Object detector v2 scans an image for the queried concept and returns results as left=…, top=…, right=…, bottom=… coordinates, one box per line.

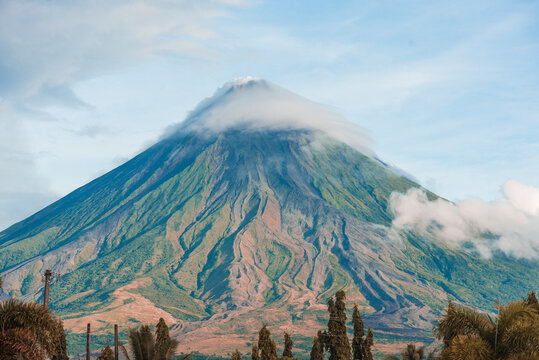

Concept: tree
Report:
left=0, top=298, right=68, bottom=359
left=383, top=344, right=438, bottom=360
left=310, top=331, right=324, bottom=360
left=363, top=327, right=374, bottom=360
left=129, top=325, right=155, bottom=360
left=324, top=297, right=337, bottom=358
left=52, top=321, right=69, bottom=360
left=435, top=299, right=539, bottom=359
left=352, top=305, right=364, bottom=360
left=97, top=344, right=115, bottom=360
left=523, top=291, right=538, bottom=311
left=232, top=349, right=242, bottom=360
left=325, top=291, right=352, bottom=360
left=121, top=324, right=183, bottom=360
left=283, top=332, right=293, bottom=358
left=258, top=325, right=278, bottom=360
left=400, top=344, right=424, bottom=360
left=252, top=345, right=260, bottom=360
left=155, top=318, right=178, bottom=360
left=0, top=328, right=44, bottom=360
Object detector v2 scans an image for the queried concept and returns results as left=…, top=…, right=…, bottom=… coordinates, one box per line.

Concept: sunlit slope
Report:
left=0, top=128, right=537, bottom=355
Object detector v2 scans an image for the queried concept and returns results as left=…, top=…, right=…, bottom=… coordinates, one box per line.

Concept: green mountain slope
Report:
left=0, top=80, right=537, bottom=356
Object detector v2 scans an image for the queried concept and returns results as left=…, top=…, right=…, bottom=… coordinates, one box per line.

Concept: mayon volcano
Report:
left=0, top=78, right=537, bottom=355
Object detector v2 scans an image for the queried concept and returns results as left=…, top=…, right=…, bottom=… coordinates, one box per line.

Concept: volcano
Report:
left=0, top=78, right=537, bottom=356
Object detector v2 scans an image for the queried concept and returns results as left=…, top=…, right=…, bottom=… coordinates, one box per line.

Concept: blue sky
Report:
left=1, top=0, right=538, bottom=230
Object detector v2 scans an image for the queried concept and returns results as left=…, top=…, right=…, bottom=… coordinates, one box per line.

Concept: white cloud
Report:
left=390, top=180, right=539, bottom=259
left=0, top=0, right=250, bottom=230
left=170, top=77, right=373, bottom=154
left=0, top=0, right=249, bottom=104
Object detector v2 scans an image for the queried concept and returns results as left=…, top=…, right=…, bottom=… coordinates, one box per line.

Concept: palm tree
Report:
left=434, top=295, right=539, bottom=360
left=0, top=283, right=68, bottom=359
left=383, top=343, right=437, bottom=360
left=97, top=344, right=115, bottom=360
left=120, top=323, right=184, bottom=360
left=0, top=327, right=44, bottom=359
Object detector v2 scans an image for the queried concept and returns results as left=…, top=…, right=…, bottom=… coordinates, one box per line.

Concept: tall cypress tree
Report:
left=325, top=297, right=337, bottom=358
left=351, top=305, right=364, bottom=360
left=363, top=327, right=374, bottom=360
left=251, top=345, right=260, bottom=360
left=310, top=331, right=324, bottom=360
left=52, top=321, right=69, bottom=360
left=232, top=349, right=242, bottom=360
left=155, top=318, right=177, bottom=360
left=282, top=332, right=293, bottom=358
left=258, top=325, right=278, bottom=360
left=97, top=344, right=115, bottom=360
left=334, top=290, right=352, bottom=360
left=324, top=291, right=352, bottom=360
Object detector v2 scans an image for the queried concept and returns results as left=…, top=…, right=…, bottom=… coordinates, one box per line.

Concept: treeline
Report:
left=233, top=291, right=374, bottom=360
left=232, top=290, right=539, bottom=360
left=1, top=271, right=537, bottom=360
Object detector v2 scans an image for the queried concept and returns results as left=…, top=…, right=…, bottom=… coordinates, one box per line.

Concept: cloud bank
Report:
left=390, top=180, right=539, bottom=259
left=172, top=77, right=373, bottom=154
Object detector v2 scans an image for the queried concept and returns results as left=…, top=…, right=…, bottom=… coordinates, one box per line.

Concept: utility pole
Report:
left=114, top=324, right=119, bottom=360
left=494, top=298, right=501, bottom=353
left=43, top=269, right=52, bottom=309
left=87, top=323, right=91, bottom=360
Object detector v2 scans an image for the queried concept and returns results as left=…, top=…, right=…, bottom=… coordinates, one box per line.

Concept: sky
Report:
left=1, top=0, right=538, bottom=231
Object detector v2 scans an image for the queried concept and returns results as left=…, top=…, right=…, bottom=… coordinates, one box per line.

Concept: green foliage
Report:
left=363, top=327, right=373, bottom=360
left=317, top=292, right=373, bottom=360
left=435, top=297, right=539, bottom=359
left=97, top=344, right=115, bottom=360
left=232, top=349, right=242, bottom=360
left=122, top=323, right=179, bottom=360
left=352, top=305, right=364, bottom=360
left=395, top=233, right=539, bottom=313
left=129, top=325, right=156, bottom=360
left=382, top=343, right=437, bottom=360
left=52, top=321, right=69, bottom=360
left=310, top=332, right=324, bottom=360
left=522, top=291, right=538, bottom=311
left=350, top=305, right=373, bottom=360
left=251, top=345, right=260, bottom=360
left=307, top=142, right=419, bottom=225
left=282, top=332, right=293, bottom=358
left=323, top=291, right=351, bottom=360
left=400, top=343, right=425, bottom=360
left=0, top=298, right=68, bottom=359
left=0, top=328, right=44, bottom=359
left=258, top=325, right=278, bottom=360
left=155, top=318, right=178, bottom=360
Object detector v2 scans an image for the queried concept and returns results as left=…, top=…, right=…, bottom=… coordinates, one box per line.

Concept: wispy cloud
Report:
left=0, top=0, right=250, bottom=106
left=390, top=180, right=539, bottom=259
left=0, top=0, right=250, bottom=229
left=174, top=77, right=373, bottom=154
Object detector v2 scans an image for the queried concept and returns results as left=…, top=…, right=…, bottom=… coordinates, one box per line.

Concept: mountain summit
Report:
left=0, top=80, right=536, bottom=355
left=174, top=77, right=373, bottom=156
